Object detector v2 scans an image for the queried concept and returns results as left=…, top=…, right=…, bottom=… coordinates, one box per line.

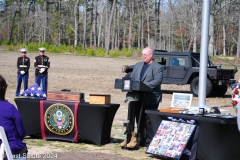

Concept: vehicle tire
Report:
left=211, top=86, right=228, bottom=97
left=190, top=77, right=212, bottom=97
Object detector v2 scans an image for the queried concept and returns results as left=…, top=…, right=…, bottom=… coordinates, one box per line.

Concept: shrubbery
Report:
left=7, top=44, right=14, bottom=51
left=95, top=48, right=106, bottom=57
left=1, top=40, right=9, bottom=45
left=85, top=48, right=95, bottom=56
left=121, top=48, right=131, bottom=57
left=224, top=57, right=230, bottom=62
left=109, top=50, right=121, bottom=57
left=0, top=42, right=159, bottom=59
left=0, top=42, right=237, bottom=63
left=27, top=42, right=40, bottom=51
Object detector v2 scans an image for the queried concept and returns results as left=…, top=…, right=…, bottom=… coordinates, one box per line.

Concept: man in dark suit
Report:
left=126, top=47, right=163, bottom=148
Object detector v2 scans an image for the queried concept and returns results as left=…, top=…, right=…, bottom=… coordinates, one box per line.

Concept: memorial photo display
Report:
left=171, top=93, right=193, bottom=109
left=146, top=120, right=196, bottom=160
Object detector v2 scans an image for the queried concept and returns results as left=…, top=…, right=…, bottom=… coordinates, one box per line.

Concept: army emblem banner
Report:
left=40, top=100, right=79, bottom=142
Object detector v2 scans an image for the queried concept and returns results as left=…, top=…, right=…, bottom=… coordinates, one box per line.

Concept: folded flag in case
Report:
left=21, top=83, right=46, bottom=99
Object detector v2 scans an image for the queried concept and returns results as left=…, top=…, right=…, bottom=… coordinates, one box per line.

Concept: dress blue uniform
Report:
left=34, top=48, right=50, bottom=94
left=16, top=48, right=30, bottom=96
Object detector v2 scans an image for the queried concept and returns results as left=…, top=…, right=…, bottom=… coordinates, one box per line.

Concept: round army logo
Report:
left=44, top=103, right=74, bottom=135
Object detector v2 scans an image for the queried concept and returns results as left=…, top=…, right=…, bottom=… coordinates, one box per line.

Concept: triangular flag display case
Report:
left=21, top=83, right=46, bottom=99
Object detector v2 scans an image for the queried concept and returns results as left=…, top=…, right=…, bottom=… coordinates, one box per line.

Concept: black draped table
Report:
left=145, top=110, right=240, bottom=160
left=14, top=98, right=120, bottom=146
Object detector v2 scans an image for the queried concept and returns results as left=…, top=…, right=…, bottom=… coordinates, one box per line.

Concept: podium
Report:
left=114, top=78, right=152, bottom=92
left=115, top=78, right=153, bottom=149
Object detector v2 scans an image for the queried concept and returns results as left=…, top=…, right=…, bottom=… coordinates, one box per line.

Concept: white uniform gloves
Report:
left=20, top=71, right=25, bottom=75
left=39, top=68, right=45, bottom=73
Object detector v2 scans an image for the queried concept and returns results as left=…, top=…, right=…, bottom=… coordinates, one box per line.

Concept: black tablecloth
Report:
left=14, top=98, right=120, bottom=146
left=145, top=110, right=240, bottom=160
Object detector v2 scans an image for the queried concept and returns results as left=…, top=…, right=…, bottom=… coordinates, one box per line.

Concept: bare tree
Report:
left=0, top=0, right=240, bottom=58
left=93, top=0, right=98, bottom=49
left=105, top=0, right=116, bottom=56
left=98, top=11, right=103, bottom=48
left=115, top=8, right=120, bottom=49
left=74, top=0, right=80, bottom=47
left=236, top=9, right=240, bottom=61
left=83, top=0, right=87, bottom=49
left=8, top=1, right=21, bottom=44
left=128, top=1, right=133, bottom=49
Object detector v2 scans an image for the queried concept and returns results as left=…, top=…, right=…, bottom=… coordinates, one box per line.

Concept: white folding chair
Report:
left=0, top=126, right=13, bottom=160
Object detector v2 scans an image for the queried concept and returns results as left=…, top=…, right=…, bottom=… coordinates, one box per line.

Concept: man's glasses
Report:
left=21, top=52, right=26, bottom=53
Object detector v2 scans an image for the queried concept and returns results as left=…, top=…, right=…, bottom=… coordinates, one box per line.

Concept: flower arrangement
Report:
left=231, top=80, right=240, bottom=112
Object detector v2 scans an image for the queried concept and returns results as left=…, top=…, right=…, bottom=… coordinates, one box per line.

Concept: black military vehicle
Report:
left=122, top=50, right=238, bottom=97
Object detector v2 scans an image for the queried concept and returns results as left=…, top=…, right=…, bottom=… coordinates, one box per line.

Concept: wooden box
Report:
left=159, top=108, right=187, bottom=114
left=47, top=91, right=85, bottom=102
left=89, top=94, right=111, bottom=104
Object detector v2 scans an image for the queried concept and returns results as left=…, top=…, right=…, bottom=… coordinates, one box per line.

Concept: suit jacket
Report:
left=129, top=60, right=163, bottom=105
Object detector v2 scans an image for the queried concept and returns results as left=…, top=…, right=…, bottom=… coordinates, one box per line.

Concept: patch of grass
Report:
left=113, top=144, right=121, bottom=150
left=70, top=145, right=88, bottom=151
left=112, top=125, right=124, bottom=130
left=36, top=141, right=44, bottom=146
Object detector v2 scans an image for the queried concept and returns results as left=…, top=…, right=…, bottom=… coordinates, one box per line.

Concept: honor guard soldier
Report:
left=16, top=48, right=30, bottom=96
left=34, top=47, right=50, bottom=94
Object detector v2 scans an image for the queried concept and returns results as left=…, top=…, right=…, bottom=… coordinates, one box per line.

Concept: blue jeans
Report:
left=16, top=73, right=28, bottom=96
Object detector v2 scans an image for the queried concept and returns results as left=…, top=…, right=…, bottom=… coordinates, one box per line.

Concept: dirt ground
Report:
left=0, top=50, right=238, bottom=160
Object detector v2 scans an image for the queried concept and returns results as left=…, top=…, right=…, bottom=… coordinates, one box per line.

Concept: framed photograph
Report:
left=146, top=120, right=196, bottom=160
left=171, top=93, right=193, bottom=109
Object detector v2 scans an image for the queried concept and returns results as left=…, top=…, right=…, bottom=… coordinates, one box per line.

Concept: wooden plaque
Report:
left=89, top=94, right=111, bottom=104
left=159, top=108, right=187, bottom=114
left=47, top=91, right=85, bottom=102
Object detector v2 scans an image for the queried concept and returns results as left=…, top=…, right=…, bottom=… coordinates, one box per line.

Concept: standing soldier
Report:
left=34, top=47, right=50, bottom=94
left=16, top=48, right=30, bottom=96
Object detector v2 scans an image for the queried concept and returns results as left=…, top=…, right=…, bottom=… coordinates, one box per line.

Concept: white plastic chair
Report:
left=0, top=126, right=13, bottom=160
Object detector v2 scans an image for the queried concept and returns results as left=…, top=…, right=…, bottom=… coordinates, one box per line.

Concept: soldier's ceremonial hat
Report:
left=20, top=48, right=27, bottom=52
left=38, top=47, right=46, bottom=52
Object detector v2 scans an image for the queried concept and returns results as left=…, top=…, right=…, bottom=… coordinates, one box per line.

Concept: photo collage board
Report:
left=146, top=120, right=196, bottom=160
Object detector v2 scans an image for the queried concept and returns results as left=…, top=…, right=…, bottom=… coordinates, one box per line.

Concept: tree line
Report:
left=0, top=0, right=239, bottom=58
